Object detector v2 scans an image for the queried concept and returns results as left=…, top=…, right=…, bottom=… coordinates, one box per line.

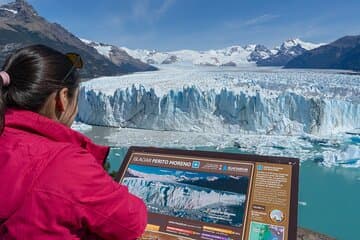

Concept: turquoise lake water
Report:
left=106, top=146, right=360, bottom=240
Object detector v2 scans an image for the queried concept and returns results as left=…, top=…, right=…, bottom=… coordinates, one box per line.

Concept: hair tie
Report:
left=0, top=71, right=10, bottom=86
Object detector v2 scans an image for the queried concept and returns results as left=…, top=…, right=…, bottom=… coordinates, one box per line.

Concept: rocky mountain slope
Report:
left=0, top=0, right=156, bottom=78
left=81, top=39, right=157, bottom=73
left=285, top=35, right=360, bottom=71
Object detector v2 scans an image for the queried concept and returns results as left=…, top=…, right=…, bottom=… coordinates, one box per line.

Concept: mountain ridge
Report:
left=91, top=38, right=324, bottom=67
left=114, top=35, right=359, bottom=71
left=0, top=0, right=156, bottom=78
left=285, top=35, right=360, bottom=71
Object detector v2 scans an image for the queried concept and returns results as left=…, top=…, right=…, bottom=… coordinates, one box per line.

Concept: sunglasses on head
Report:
left=62, top=52, right=84, bottom=81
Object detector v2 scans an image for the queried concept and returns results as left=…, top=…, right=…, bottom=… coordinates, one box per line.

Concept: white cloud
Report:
left=131, top=0, right=176, bottom=24
left=155, top=0, right=175, bottom=18
left=225, top=14, right=280, bottom=29
left=244, top=14, right=279, bottom=26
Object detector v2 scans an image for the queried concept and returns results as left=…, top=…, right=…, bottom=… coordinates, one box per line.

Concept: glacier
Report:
left=79, top=85, right=359, bottom=135
left=123, top=177, right=246, bottom=227
left=78, top=67, right=360, bottom=136
left=123, top=177, right=246, bottom=210
left=77, top=66, right=360, bottom=167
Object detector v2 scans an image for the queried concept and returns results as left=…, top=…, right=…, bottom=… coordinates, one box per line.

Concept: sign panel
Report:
left=116, top=147, right=299, bottom=240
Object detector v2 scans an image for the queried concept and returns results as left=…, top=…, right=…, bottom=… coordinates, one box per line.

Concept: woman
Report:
left=0, top=45, right=147, bottom=239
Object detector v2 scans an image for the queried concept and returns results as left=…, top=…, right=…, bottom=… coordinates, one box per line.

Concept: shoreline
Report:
left=298, top=228, right=335, bottom=240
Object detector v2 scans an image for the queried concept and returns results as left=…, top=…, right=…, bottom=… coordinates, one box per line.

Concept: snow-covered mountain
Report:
left=80, top=39, right=157, bottom=72
left=112, top=38, right=324, bottom=67
left=257, top=39, right=325, bottom=66
left=81, top=37, right=324, bottom=67
left=278, top=38, right=324, bottom=51
left=121, top=45, right=255, bottom=66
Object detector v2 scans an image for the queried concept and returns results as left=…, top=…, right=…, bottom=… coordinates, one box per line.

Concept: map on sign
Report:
left=249, top=222, right=285, bottom=240
left=115, top=147, right=299, bottom=240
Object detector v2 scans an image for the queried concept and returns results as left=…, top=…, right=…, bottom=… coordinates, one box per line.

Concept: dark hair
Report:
left=0, top=44, right=81, bottom=134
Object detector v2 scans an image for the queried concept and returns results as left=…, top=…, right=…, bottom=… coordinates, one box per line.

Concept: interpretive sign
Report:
left=116, top=147, right=299, bottom=240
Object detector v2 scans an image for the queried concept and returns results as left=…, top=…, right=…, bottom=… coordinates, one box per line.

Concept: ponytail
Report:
left=0, top=44, right=81, bottom=136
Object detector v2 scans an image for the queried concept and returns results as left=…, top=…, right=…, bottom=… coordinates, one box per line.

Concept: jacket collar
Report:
left=5, top=108, right=109, bottom=165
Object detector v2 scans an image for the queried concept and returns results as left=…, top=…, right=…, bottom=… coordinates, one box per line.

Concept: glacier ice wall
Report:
left=123, top=177, right=245, bottom=210
left=78, top=85, right=360, bottom=136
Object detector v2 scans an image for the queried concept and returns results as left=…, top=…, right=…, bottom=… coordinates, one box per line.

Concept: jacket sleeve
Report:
left=34, top=145, right=147, bottom=240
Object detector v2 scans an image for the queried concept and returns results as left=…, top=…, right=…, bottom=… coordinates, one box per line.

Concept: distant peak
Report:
left=244, top=44, right=257, bottom=51
left=2, top=0, right=38, bottom=17
left=286, top=38, right=301, bottom=42
left=281, top=38, right=324, bottom=51
left=283, top=38, right=302, bottom=46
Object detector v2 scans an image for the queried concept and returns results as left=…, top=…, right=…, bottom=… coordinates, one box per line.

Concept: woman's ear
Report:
left=55, top=88, right=69, bottom=112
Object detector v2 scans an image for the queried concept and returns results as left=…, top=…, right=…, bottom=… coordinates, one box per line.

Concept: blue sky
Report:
left=6, top=0, right=360, bottom=50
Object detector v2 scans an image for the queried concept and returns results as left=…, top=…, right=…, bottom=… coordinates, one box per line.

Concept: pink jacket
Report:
left=0, top=109, right=147, bottom=239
